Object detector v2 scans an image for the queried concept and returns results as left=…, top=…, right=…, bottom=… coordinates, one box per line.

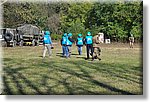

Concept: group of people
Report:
left=42, top=30, right=135, bottom=61
left=42, top=31, right=101, bottom=61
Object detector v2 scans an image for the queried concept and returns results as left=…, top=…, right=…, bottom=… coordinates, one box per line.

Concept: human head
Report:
left=87, top=32, right=91, bottom=36
left=68, top=33, right=72, bottom=37
left=44, top=31, right=50, bottom=35
left=78, top=33, right=82, bottom=37
left=98, top=32, right=103, bottom=36
left=63, top=33, right=67, bottom=37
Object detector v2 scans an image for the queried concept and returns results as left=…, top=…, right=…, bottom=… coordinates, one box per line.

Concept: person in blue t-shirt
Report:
left=85, top=32, right=94, bottom=60
left=66, top=33, right=74, bottom=58
left=61, top=33, right=68, bottom=57
left=76, top=33, right=84, bottom=55
left=42, top=31, right=53, bottom=58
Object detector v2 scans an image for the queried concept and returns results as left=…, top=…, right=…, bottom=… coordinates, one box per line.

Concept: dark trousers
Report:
left=86, top=44, right=94, bottom=59
left=77, top=45, right=83, bottom=55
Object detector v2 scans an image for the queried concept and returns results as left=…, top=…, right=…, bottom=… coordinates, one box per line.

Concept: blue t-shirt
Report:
left=66, top=37, right=73, bottom=46
left=43, top=35, right=52, bottom=44
left=85, top=36, right=93, bottom=44
left=77, top=37, right=83, bottom=45
left=62, top=36, right=67, bottom=45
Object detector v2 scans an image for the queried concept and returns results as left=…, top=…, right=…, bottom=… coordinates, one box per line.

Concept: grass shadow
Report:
left=53, top=61, right=136, bottom=95
left=71, top=53, right=79, bottom=55
left=56, top=53, right=63, bottom=55
left=2, top=57, right=142, bottom=95
left=3, top=66, right=44, bottom=95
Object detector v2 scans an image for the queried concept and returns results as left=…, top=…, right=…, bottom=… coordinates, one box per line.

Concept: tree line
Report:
left=3, top=0, right=143, bottom=42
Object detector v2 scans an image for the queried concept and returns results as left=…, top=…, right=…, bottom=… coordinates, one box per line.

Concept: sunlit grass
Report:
left=2, top=43, right=142, bottom=95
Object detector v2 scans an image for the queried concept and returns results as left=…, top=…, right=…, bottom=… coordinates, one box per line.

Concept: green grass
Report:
left=2, top=43, right=142, bottom=95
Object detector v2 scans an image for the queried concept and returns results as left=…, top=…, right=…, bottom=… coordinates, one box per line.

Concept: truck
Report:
left=0, top=24, right=44, bottom=47
left=0, top=28, right=23, bottom=47
left=17, top=24, right=43, bottom=46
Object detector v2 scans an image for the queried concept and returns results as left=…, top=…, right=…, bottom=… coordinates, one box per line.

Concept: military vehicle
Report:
left=0, top=28, right=23, bottom=47
left=0, top=24, right=43, bottom=47
left=17, top=24, right=43, bottom=46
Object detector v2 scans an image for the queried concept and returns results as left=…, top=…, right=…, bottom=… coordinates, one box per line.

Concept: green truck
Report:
left=0, top=24, right=44, bottom=47
left=0, top=28, right=23, bottom=47
left=17, top=24, right=43, bottom=46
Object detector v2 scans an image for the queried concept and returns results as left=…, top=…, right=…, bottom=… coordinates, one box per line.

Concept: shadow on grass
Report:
left=56, top=53, right=63, bottom=55
left=56, top=52, right=67, bottom=58
left=56, top=55, right=65, bottom=58
left=56, top=53, right=79, bottom=56
left=71, top=53, right=79, bottom=55
left=2, top=58, right=142, bottom=95
left=84, top=63, right=142, bottom=84
left=3, top=66, right=45, bottom=95
left=52, top=62, right=136, bottom=95
left=39, top=56, right=43, bottom=58
left=76, top=56, right=86, bottom=59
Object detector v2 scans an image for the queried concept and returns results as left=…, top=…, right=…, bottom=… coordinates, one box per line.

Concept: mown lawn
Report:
left=2, top=43, right=143, bottom=95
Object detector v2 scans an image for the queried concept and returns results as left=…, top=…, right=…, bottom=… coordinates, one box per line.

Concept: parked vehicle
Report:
left=17, top=24, right=42, bottom=46
left=0, top=28, right=23, bottom=47
left=0, top=24, right=44, bottom=47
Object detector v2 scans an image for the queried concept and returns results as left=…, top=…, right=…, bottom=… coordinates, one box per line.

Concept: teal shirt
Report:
left=77, top=37, right=83, bottom=45
left=66, top=37, right=73, bottom=46
left=85, top=36, right=93, bottom=44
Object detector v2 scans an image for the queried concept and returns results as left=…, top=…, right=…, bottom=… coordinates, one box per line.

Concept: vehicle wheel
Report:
left=12, top=40, right=17, bottom=47
left=35, top=40, right=39, bottom=46
left=32, top=39, right=35, bottom=46
left=4, top=33, right=13, bottom=42
left=19, top=40, right=24, bottom=47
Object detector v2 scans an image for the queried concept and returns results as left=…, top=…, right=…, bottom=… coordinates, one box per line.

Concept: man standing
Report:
left=129, top=33, right=134, bottom=48
left=42, top=31, right=53, bottom=58
left=85, top=32, right=93, bottom=60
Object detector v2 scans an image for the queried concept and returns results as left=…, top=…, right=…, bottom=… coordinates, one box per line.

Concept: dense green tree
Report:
left=3, top=0, right=143, bottom=42
left=85, top=1, right=143, bottom=42
left=60, top=2, right=93, bottom=36
left=3, top=2, right=48, bottom=29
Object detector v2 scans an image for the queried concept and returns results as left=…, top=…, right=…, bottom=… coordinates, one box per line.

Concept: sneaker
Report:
left=85, top=58, right=89, bottom=60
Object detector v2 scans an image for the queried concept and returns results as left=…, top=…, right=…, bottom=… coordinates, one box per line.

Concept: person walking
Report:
left=92, top=32, right=102, bottom=61
left=42, top=31, right=53, bottom=58
left=76, top=33, right=84, bottom=55
left=85, top=32, right=94, bottom=60
left=66, top=33, right=74, bottom=57
left=61, top=33, right=67, bottom=57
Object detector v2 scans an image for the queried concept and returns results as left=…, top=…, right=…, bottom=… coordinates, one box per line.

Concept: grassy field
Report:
left=2, top=43, right=142, bottom=95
